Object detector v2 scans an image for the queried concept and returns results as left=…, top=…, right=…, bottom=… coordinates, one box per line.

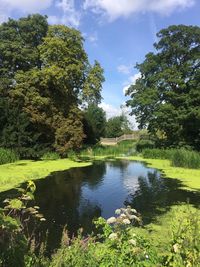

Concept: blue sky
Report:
left=0, top=0, right=200, bottom=125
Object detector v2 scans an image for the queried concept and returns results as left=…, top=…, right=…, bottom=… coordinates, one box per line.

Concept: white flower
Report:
left=122, top=218, right=131, bottom=224
left=108, top=233, right=118, bottom=240
left=129, top=215, right=138, bottom=220
left=120, top=214, right=126, bottom=218
left=107, top=217, right=116, bottom=224
left=131, top=208, right=137, bottom=213
left=129, top=239, right=137, bottom=246
left=115, top=209, right=121, bottom=215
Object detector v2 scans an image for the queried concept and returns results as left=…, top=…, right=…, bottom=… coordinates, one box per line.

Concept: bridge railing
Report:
left=100, top=134, right=139, bottom=145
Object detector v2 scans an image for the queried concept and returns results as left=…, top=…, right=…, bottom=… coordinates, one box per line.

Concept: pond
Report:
left=1, top=160, right=200, bottom=254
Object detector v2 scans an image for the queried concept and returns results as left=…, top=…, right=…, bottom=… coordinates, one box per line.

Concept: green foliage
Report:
left=105, top=114, right=132, bottom=138
left=80, top=140, right=136, bottom=157
left=0, top=148, right=19, bottom=165
left=0, top=15, right=104, bottom=158
left=171, top=149, right=200, bottom=169
left=50, top=207, right=159, bottom=267
left=126, top=25, right=200, bottom=150
left=0, top=181, right=46, bottom=267
left=142, top=148, right=200, bottom=169
left=136, top=140, right=155, bottom=152
left=82, top=60, right=105, bottom=105
left=165, top=206, right=200, bottom=266
left=41, top=152, right=61, bottom=160
left=83, top=104, right=106, bottom=144
left=142, top=148, right=174, bottom=160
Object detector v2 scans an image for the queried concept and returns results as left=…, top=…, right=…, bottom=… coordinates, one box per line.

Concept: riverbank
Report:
left=125, top=156, right=200, bottom=191
left=0, top=159, right=91, bottom=192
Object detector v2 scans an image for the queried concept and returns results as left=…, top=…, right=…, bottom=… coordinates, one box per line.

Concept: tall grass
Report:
left=0, top=148, right=19, bottom=165
left=171, top=149, right=200, bottom=169
left=142, top=148, right=200, bottom=169
left=41, top=151, right=60, bottom=160
left=142, top=148, right=175, bottom=160
left=80, top=140, right=136, bottom=157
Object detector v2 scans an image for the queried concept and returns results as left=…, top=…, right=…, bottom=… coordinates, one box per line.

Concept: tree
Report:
left=126, top=25, right=200, bottom=150
left=0, top=15, right=105, bottom=157
left=82, top=60, right=105, bottom=105
left=105, top=114, right=132, bottom=138
left=83, top=104, right=106, bottom=144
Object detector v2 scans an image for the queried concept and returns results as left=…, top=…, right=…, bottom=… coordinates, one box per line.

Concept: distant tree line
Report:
left=0, top=14, right=105, bottom=158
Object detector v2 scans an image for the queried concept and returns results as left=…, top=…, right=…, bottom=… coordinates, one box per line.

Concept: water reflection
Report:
left=1, top=160, right=200, bottom=254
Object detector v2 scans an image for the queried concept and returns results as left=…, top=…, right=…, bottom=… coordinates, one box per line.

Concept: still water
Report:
left=1, top=160, right=199, bottom=254
left=30, top=160, right=199, bottom=253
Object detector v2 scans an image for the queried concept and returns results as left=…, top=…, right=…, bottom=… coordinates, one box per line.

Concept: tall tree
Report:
left=126, top=25, right=200, bottom=150
left=82, top=60, right=105, bottom=105
left=0, top=16, right=105, bottom=157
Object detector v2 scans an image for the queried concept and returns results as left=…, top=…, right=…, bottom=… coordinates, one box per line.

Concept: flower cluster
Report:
left=106, top=206, right=141, bottom=226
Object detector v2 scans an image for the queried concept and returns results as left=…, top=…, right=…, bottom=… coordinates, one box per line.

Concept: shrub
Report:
left=171, top=149, right=200, bottom=169
left=136, top=140, right=155, bottom=152
left=41, top=152, right=60, bottom=160
left=0, top=148, right=19, bottom=165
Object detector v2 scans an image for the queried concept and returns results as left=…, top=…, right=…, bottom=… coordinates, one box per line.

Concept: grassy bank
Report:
left=0, top=159, right=91, bottom=193
left=126, top=156, right=200, bottom=191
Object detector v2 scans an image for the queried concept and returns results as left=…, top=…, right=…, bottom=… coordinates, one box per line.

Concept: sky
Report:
left=0, top=0, right=200, bottom=127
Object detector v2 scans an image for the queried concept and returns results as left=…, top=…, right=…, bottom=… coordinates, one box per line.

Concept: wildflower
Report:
left=122, top=218, right=131, bottom=224
left=131, top=208, right=137, bottom=213
left=40, top=218, right=46, bottom=221
left=108, top=233, right=118, bottom=240
left=129, top=214, right=138, bottom=220
left=129, top=239, right=137, bottom=246
left=115, top=209, right=121, bottom=215
left=173, top=243, right=179, bottom=253
left=107, top=217, right=116, bottom=224
left=120, top=214, right=126, bottom=218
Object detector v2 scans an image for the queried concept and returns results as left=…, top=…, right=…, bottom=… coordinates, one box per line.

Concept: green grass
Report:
left=0, top=159, right=91, bottom=192
left=0, top=148, right=19, bottom=165
left=142, top=148, right=200, bottom=169
left=80, top=140, right=136, bottom=157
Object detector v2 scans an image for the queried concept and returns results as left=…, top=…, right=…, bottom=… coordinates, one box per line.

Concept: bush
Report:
left=136, top=140, right=155, bottom=152
left=171, top=149, right=200, bottom=169
left=0, top=148, right=19, bottom=165
left=41, top=152, right=60, bottom=160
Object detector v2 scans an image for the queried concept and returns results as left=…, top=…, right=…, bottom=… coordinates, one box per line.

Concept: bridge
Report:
left=100, top=134, right=139, bottom=146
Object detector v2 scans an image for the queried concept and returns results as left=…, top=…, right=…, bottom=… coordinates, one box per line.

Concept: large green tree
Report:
left=127, top=25, right=200, bottom=150
left=0, top=15, right=104, bottom=157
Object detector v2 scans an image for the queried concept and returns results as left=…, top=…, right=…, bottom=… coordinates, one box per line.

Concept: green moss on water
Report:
left=0, top=159, right=91, bottom=192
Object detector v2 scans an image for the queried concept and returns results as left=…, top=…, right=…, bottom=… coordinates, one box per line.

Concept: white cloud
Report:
left=99, top=102, right=138, bottom=129
left=123, top=72, right=141, bottom=95
left=83, top=0, right=195, bottom=21
left=117, top=64, right=132, bottom=75
left=0, top=0, right=53, bottom=23
left=2, top=0, right=53, bottom=12
left=49, top=0, right=81, bottom=27
left=99, top=102, right=121, bottom=118
left=83, top=31, right=98, bottom=43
